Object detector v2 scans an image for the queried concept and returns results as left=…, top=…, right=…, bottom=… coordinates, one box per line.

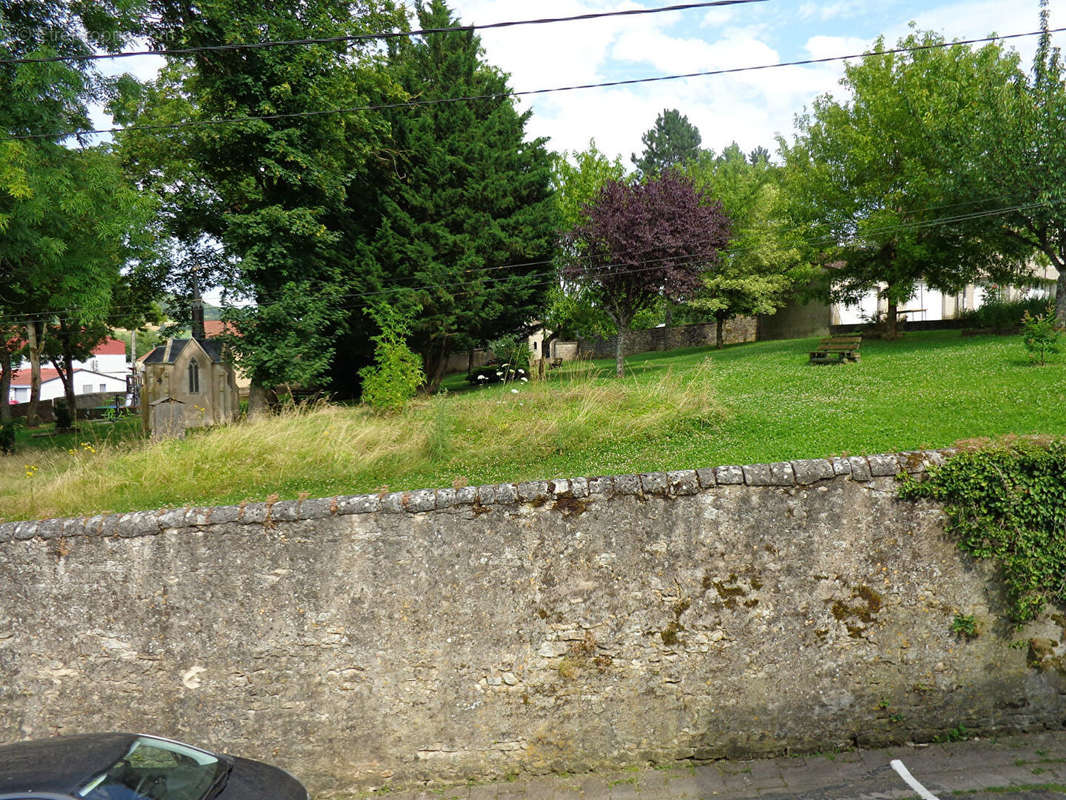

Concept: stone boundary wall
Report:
left=578, top=317, right=756, bottom=360
left=2, top=450, right=1065, bottom=798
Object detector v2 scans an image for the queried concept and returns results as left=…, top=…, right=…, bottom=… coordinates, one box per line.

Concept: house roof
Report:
left=203, top=320, right=236, bottom=338
left=94, top=338, right=126, bottom=356
left=143, top=338, right=226, bottom=365
left=10, top=367, right=124, bottom=387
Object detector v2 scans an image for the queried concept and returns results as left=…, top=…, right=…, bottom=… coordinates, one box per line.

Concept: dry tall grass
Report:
left=0, top=360, right=721, bottom=521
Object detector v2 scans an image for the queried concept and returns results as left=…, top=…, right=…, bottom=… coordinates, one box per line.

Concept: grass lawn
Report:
left=2, top=330, right=1063, bottom=522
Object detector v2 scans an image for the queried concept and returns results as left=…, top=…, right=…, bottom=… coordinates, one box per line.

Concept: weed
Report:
left=951, top=613, right=979, bottom=639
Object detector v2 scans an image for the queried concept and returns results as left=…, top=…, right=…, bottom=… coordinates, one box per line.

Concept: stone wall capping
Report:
left=848, top=456, right=873, bottom=481
left=640, top=472, right=668, bottom=495
left=14, top=521, right=37, bottom=541
left=378, top=492, right=404, bottom=514
left=405, top=489, right=438, bottom=513
left=239, top=503, right=269, bottom=525
left=742, top=463, right=772, bottom=486
left=695, top=468, right=717, bottom=489
left=867, top=453, right=901, bottom=478
left=667, top=470, right=700, bottom=496
left=454, top=486, right=479, bottom=506
left=548, top=479, right=570, bottom=497
left=0, top=448, right=966, bottom=539
left=791, top=459, right=835, bottom=485
left=494, top=483, right=518, bottom=504
left=769, top=462, right=796, bottom=486
left=517, top=481, right=549, bottom=504
left=715, top=465, right=744, bottom=485
left=587, top=476, right=613, bottom=496
left=829, top=457, right=852, bottom=477
left=435, top=488, right=457, bottom=510
left=206, top=506, right=242, bottom=525
left=268, top=500, right=301, bottom=523
left=36, top=517, right=64, bottom=540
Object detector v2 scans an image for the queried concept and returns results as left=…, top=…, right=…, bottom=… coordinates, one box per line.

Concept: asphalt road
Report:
left=367, top=730, right=1066, bottom=800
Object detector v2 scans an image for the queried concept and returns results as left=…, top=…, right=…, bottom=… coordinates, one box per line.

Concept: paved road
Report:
left=370, top=731, right=1066, bottom=800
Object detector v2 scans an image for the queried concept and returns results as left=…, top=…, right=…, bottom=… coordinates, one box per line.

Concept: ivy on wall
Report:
left=900, top=439, right=1066, bottom=623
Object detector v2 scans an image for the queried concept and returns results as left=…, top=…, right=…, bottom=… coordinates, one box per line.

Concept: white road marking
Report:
left=891, top=758, right=942, bottom=800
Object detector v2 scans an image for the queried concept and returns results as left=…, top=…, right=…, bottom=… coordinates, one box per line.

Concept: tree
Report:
left=543, top=141, right=628, bottom=345
left=0, top=1, right=148, bottom=425
left=956, top=1, right=1066, bottom=324
left=564, top=173, right=731, bottom=376
left=364, top=0, right=556, bottom=390
left=631, top=108, right=703, bottom=179
left=686, top=144, right=813, bottom=347
left=780, top=31, right=1028, bottom=338
left=135, top=0, right=406, bottom=408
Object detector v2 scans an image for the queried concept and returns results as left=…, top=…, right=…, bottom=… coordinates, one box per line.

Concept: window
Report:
left=188, top=360, right=200, bottom=394
left=99, top=383, right=107, bottom=392
left=77, top=736, right=227, bottom=800
left=82, top=384, right=92, bottom=394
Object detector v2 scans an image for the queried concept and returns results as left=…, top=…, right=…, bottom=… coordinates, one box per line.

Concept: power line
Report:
left=0, top=194, right=1058, bottom=327
left=5, top=26, right=1062, bottom=143
left=0, top=0, right=766, bottom=67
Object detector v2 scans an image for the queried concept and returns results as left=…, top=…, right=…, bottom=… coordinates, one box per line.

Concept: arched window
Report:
left=188, top=360, right=200, bottom=394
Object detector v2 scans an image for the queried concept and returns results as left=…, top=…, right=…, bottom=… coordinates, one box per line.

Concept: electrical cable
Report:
left=0, top=1, right=767, bottom=66
left=4, top=26, right=1062, bottom=143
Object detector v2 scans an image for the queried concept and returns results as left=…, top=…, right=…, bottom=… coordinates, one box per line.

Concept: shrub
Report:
left=0, top=422, right=15, bottom=455
left=959, top=295, right=1050, bottom=332
left=359, top=304, right=425, bottom=413
left=900, top=439, right=1066, bottom=623
left=54, top=401, right=73, bottom=431
left=1021, top=302, right=1061, bottom=365
left=466, top=334, right=532, bottom=386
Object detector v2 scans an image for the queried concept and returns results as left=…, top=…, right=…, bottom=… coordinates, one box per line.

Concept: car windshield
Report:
left=76, top=737, right=228, bottom=800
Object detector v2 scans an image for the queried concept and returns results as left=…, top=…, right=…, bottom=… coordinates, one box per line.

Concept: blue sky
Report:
left=449, top=0, right=1062, bottom=162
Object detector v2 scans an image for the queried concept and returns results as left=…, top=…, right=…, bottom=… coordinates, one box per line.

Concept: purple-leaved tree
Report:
left=564, top=173, right=732, bottom=376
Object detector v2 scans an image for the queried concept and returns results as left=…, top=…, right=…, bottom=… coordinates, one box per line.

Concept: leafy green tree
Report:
left=564, top=173, right=731, bottom=377
left=955, top=2, right=1066, bottom=324
left=359, top=303, right=424, bottom=412
left=632, top=108, right=703, bottom=179
left=686, top=144, right=813, bottom=347
left=0, top=1, right=148, bottom=424
left=134, top=0, right=406, bottom=408
left=365, top=0, right=556, bottom=390
left=543, top=141, right=628, bottom=345
left=780, top=31, right=1027, bottom=338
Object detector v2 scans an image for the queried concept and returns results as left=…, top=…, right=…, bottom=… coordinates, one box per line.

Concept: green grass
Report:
left=2, top=330, right=1064, bottom=522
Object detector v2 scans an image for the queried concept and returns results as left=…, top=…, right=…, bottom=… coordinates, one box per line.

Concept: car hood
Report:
left=219, top=756, right=307, bottom=800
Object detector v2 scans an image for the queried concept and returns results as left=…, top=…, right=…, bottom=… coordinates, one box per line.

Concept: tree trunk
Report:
left=615, top=327, right=626, bottom=378
left=50, top=321, right=79, bottom=430
left=248, top=383, right=270, bottom=417
left=425, top=338, right=450, bottom=392
left=1056, top=265, right=1066, bottom=327
left=887, top=296, right=899, bottom=339
left=26, top=320, right=43, bottom=428
left=467, top=348, right=475, bottom=373
left=716, top=316, right=725, bottom=349
left=0, top=348, right=11, bottom=424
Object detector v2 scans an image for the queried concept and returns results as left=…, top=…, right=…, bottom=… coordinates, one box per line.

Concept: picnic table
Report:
left=809, top=334, right=862, bottom=364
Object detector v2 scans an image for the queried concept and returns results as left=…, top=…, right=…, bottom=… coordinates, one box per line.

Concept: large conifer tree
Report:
left=361, top=0, right=556, bottom=390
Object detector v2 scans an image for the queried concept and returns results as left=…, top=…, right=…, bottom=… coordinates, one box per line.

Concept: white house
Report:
left=7, top=338, right=131, bottom=404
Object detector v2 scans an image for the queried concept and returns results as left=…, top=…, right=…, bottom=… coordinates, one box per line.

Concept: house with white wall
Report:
left=7, top=338, right=131, bottom=404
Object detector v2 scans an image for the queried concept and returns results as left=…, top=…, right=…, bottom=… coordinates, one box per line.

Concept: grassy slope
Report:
left=2, top=330, right=1063, bottom=521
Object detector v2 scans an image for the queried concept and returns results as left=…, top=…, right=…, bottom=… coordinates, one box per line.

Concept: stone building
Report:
left=141, top=304, right=239, bottom=437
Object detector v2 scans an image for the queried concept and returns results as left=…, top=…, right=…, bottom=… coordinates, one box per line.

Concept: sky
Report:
left=442, top=0, right=1062, bottom=163
left=93, top=0, right=1065, bottom=168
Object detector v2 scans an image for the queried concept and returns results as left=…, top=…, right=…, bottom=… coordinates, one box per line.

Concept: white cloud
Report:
left=804, top=35, right=873, bottom=59
left=797, top=1, right=864, bottom=21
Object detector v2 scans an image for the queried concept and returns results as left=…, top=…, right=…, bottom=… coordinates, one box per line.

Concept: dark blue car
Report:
left=0, top=733, right=308, bottom=800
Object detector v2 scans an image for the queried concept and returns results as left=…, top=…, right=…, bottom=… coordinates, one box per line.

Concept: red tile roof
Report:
left=203, top=320, right=236, bottom=338
left=93, top=338, right=126, bottom=356
left=11, top=368, right=62, bottom=387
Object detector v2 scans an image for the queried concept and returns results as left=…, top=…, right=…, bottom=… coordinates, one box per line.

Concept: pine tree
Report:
left=362, top=0, right=556, bottom=390
left=631, top=109, right=703, bottom=179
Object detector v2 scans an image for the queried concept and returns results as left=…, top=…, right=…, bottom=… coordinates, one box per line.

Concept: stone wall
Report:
left=2, top=452, right=1065, bottom=797
left=578, top=318, right=756, bottom=359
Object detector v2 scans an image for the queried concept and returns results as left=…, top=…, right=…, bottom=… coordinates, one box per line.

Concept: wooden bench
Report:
left=809, top=334, right=862, bottom=364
